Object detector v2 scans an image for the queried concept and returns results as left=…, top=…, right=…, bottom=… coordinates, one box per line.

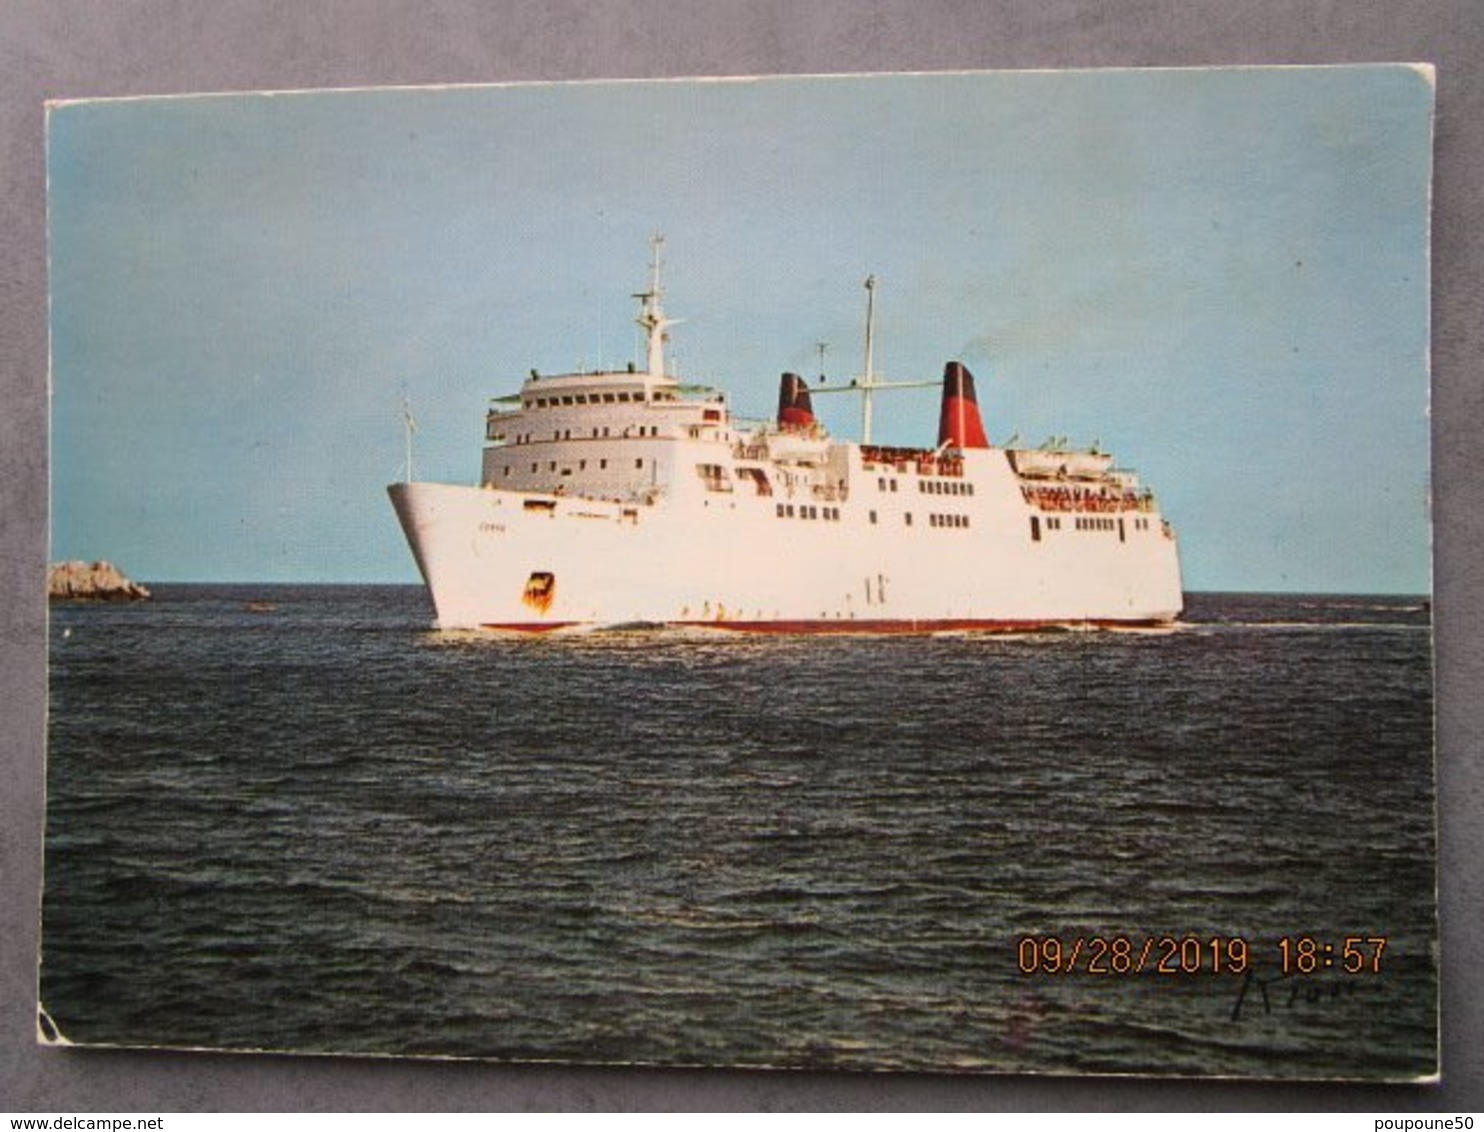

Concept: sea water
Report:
left=41, top=588, right=1436, bottom=1078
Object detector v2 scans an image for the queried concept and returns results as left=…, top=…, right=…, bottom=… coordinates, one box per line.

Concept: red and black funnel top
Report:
left=937, top=361, right=990, bottom=449
left=777, top=372, right=816, bottom=431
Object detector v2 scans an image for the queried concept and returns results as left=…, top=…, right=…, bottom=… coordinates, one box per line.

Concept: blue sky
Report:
left=48, top=67, right=1434, bottom=591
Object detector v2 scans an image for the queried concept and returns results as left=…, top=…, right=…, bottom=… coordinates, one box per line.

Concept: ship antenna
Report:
left=401, top=391, right=418, bottom=483
left=633, top=231, right=674, bottom=377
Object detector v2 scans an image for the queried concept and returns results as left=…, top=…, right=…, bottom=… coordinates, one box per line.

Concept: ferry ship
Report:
left=389, top=238, right=1183, bottom=632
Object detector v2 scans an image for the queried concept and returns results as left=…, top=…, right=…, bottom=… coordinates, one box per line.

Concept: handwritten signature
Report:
left=1229, top=967, right=1385, bottom=1022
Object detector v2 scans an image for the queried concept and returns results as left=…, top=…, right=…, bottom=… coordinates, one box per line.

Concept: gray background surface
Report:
left=3, top=0, right=1479, bottom=1112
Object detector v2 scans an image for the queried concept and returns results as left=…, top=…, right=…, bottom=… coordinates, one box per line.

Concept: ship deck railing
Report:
left=860, top=447, right=965, bottom=478
left=1020, top=484, right=1159, bottom=514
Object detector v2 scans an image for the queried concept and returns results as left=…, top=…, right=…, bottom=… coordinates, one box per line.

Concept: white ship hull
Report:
left=390, top=241, right=1183, bottom=633
left=389, top=446, right=1182, bottom=632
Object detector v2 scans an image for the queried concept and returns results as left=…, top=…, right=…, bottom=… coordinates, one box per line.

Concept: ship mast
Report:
left=634, top=232, right=675, bottom=378
left=861, top=275, right=878, bottom=443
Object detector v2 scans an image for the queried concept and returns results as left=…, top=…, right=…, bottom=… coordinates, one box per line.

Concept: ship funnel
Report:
left=777, top=372, right=816, bottom=431
left=937, top=361, right=990, bottom=449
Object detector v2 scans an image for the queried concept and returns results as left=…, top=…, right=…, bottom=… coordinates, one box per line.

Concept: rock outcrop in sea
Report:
left=47, top=560, right=151, bottom=602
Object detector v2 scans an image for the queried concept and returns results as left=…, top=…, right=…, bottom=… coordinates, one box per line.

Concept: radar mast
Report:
left=633, top=232, right=676, bottom=378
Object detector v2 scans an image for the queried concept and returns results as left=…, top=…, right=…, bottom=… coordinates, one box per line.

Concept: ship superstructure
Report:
left=389, top=238, right=1182, bottom=631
